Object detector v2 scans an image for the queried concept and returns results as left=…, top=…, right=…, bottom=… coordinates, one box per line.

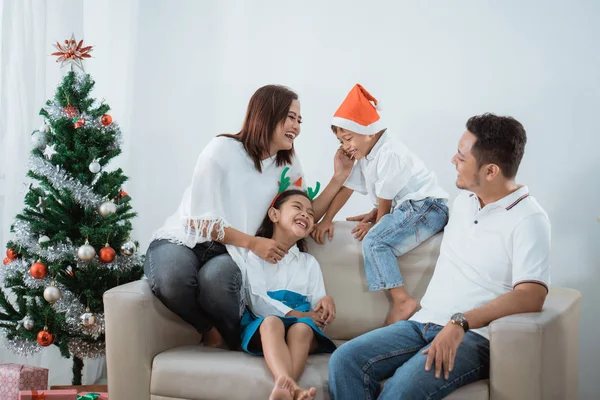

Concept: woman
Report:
left=145, top=85, right=352, bottom=349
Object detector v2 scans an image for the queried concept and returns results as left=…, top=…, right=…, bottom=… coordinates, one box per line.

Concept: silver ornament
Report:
left=23, top=316, right=35, bottom=330
left=99, top=200, right=117, bottom=217
left=36, top=196, right=46, bottom=213
left=88, top=160, right=101, bottom=174
left=121, top=241, right=136, bottom=256
left=78, top=239, right=96, bottom=261
left=38, top=235, right=50, bottom=245
left=31, top=131, right=48, bottom=149
left=39, top=122, right=48, bottom=133
left=80, top=308, right=96, bottom=327
left=43, top=285, right=62, bottom=303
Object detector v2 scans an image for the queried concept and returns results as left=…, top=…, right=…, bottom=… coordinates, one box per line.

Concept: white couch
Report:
left=104, top=221, right=581, bottom=399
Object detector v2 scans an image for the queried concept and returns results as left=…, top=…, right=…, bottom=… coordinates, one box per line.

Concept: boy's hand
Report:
left=346, top=208, right=377, bottom=224
left=314, top=296, right=336, bottom=325
left=311, top=219, right=335, bottom=244
left=351, top=222, right=373, bottom=241
left=333, top=148, right=354, bottom=181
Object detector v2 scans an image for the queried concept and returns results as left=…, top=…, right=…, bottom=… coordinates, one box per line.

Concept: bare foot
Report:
left=269, top=376, right=294, bottom=400
left=294, top=386, right=317, bottom=400
left=384, top=297, right=418, bottom=326
left=202, top=327, right=226, bottom=349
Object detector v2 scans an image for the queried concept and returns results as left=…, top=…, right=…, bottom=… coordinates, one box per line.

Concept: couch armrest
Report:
left=489, top=287, right=581, bottom=400
left=104, top=279, right=201, bottom=400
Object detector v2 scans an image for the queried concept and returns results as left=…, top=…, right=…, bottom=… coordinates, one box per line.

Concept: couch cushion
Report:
left=150, top=345, right=332, bottom=400
left=151, top=344, right=488, bottom=400
left=307, top=221, right=443, bottom=340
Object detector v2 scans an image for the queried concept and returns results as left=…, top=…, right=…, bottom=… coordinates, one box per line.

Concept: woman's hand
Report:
left=333, top=148, right=354, bottom=181
left=314, top=296, right=336, bottom=324
left=311, top=219, right=335, bottom=245
left=249, top=237, right=288, bottom=264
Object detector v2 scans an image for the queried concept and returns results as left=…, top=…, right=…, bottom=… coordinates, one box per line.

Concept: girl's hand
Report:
left=250, top=237, right=288, bottom=264
left=303, top=311, right=326, bottom=328
left=333, top=148, right=354, bottom=181
left=314, top=296, right=336, bottom=324
left=351, top=222, right=373, bottom=241
left=311, top=219, right=335, bottom=244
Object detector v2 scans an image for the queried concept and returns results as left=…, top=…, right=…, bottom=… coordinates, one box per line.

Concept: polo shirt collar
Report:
left=469, top=185, right=530, bottom=211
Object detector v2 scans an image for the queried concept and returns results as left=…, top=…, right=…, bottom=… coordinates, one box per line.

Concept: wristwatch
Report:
left=450, top=312, right=470, bottom=332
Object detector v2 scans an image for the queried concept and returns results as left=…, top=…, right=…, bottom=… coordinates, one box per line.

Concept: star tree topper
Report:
left=51, top=33, right=93, bottom=71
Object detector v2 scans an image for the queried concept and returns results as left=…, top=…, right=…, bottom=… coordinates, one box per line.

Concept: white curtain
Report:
left=0, top=0, right=141, bottom=386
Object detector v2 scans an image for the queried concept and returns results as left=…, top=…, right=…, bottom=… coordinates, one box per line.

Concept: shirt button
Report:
left=474, top=220, right=478, bottom=224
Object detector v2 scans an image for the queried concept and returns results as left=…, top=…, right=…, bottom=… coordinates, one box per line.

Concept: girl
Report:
left=312, top=84, right=449, bottom=325
left=145, top=85, right=353, bottom=350
left=241, top=186, right=336, bottom=400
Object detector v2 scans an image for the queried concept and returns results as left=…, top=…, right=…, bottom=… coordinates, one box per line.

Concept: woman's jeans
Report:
left=143, top=239, right=243, bottom=349
left=363, top=198, right=449, bottom=291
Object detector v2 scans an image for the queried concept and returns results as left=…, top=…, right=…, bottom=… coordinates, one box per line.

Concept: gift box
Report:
left=77, top=393, right=107, bottom=400
left=18, top=389, right=77, bottom=400
left=0, top=363, right=49, bottom=400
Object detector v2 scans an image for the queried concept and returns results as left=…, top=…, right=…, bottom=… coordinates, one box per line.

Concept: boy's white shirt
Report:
left=344, top=132, right=448, bottom=209
left=244, top=245, right=327, bottom=318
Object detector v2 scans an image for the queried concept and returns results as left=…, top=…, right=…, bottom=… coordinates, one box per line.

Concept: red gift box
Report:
left=77, top=393, right=107, bottom=400
left=18, top=389, right=77, bottom=400
left=0, top=364, right=49, bottom=400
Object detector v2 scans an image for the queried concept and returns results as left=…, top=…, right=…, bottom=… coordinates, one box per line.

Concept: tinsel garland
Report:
left=11, top=220, right=76, bottom=262
left=0, top=330, right=42, bottom=356
left=68, top=338, right=105, bottom=359
left=29, top=156, right=104, bottom=209
left=43, top=99, right=122, bottom=151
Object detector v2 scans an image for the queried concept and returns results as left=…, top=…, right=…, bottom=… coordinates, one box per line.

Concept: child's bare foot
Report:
left=269, top=376, right=294, bottom=400
left=384, top=297, right=418, bottom=326
left=202, top=327, right=226, bottom=349
left=294, top=386, right=317, bottom=400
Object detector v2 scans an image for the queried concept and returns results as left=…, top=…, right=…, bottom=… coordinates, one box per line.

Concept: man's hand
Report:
left=346, top=208, right=377, bottom=224
left=311, top=220, right=335, bottom=244
left=249, top=237, right=288, bottom=264
left=351, top=222, right=373, bottom=241
left=313, top=296, right=336, bottom=325
left=422, top=322, right=465, bottom=380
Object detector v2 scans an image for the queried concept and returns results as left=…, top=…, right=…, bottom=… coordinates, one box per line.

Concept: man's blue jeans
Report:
left=328, top=321, right=490, bottom=399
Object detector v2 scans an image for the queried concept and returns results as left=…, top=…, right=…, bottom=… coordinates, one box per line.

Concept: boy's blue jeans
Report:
left=328, top=321, right=490, bottom=399
left=363, top=198, right=449, bottom=291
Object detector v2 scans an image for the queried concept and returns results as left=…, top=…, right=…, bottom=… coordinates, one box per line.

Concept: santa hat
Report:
left=332, top=84, right=384, bottom=135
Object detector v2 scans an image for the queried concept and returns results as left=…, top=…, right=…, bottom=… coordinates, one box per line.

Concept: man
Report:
left=328, top=113, right=551, bottom=399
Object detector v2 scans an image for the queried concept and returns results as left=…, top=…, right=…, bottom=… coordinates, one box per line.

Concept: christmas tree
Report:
left=0, top=34, right=144, bottom=384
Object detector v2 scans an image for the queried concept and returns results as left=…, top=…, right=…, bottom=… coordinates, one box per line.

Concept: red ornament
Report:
left=74, top=118, right=86, bottom=129
left=37, top=326, right=54, bottom=346
left=6, top=248, right=18, bottom=259
left=99, top=244, right=116, bottom=263
left=63, top=105, right=79, bottom=118
left=101, top=114, right=113, bottom=127
left=30, top=261, right=48, bottom=279
left=3, top=257, right=10, bottom=265
left=114, top=190, right=128, bottom=201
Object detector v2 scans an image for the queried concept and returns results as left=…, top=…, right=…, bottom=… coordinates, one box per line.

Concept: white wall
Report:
left=2, top=0, right=599, bottom=396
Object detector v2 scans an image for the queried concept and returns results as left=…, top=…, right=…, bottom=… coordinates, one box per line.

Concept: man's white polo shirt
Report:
left=411, top=185, right=551, bottom=339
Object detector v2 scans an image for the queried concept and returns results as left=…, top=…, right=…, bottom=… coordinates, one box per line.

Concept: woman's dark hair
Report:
left=256, top=189, right=310, bottom=252
left=220, top=85, right=298, bottom=173
left=466, top=113, right=527, bottom=179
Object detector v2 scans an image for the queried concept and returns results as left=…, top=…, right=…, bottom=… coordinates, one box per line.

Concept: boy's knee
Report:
left=329, top=342, right=355, bottom=372
left=362, top=231, right=382, bottom=251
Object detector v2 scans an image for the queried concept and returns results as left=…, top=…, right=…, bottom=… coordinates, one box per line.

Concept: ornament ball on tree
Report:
left=30, top=261, right=48, bottom=279
left=43, top=284, right=62, bottom=303
left=77, top=240, right=96, bottom=261
left=101, top=114, right=112, bottom=126
left=99, top=243, right=116, bottom=263
left=37, top=327, right=54, bottom=346
left=7, top=248, right=18, bottom=259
